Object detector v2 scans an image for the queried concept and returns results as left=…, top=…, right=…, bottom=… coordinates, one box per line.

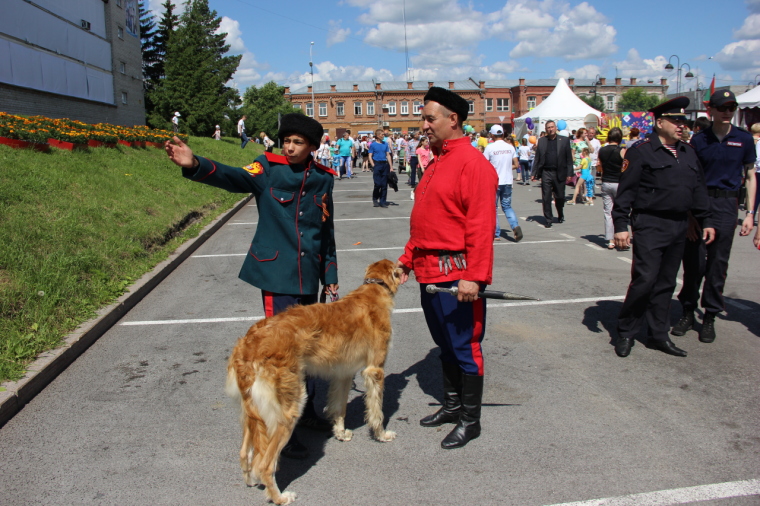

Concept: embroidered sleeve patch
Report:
left=243, top=161, right=264, bottom=176
left=621, top=159, right=629, bottom=173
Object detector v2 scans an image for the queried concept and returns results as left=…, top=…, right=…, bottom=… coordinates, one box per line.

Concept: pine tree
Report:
left=149, top=0, right=241, bottom=134
left=153, top=0, right=179, bottom=84
left=241, top=82, right=304, bottom=144
left=139, top=1, right=160, bottom=89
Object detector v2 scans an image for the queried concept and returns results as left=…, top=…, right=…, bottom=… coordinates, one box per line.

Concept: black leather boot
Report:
left=441, top=373, right=483, bottom=449
left=670, top=309, right=695, bottom=336
left=420, top=362, right=461, bottom=427
left=699, top=312, right=717, bottom=343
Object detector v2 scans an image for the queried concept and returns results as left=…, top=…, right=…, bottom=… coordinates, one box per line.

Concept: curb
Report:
left=0, top=195, right=253, bottom=428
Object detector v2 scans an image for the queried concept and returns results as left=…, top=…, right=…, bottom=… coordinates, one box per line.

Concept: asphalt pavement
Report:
left=1, top=172, right=758, bottom=506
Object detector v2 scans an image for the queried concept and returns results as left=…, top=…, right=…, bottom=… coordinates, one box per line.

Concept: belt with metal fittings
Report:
left=436, top=250, right=466, bottom=275
left=707, top=188, right=738, bottom=198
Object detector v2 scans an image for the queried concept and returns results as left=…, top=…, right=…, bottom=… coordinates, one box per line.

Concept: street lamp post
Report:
left=309, top=42, right=315, bottom=119
left=664, top=55, right=694, bottom=95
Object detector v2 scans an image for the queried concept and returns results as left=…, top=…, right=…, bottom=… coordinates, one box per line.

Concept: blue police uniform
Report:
left=182, top=151, right=339, bottom=295
left=612, top=118, right=711, bottom=356
left=677, top=125, right=756, bottom=316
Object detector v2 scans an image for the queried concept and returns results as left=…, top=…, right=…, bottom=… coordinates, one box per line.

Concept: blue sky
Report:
left=146, top=0, right=760, bottom=93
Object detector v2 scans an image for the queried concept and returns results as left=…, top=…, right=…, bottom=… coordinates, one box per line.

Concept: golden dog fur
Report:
left=225, top=259, right=401, bottom=504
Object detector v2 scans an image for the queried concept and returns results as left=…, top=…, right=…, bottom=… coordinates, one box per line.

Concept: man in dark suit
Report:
left=531, top=120, right=573, bottom=227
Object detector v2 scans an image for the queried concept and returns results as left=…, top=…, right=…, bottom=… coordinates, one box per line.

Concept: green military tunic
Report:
left=183, top=151, right=338, bottom=295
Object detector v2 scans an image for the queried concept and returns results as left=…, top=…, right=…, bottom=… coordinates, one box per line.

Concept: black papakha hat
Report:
left=649, top=96, right=689, bottom=120
left=278, top=113, right=324, bottom=148
left=709, top=89, right=737, bottom=107
left=423, top=86, right=469, bottom=122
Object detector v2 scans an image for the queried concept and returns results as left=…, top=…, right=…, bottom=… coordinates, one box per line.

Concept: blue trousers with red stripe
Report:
left=420, top=281, right=486, bottom=376
left=261, top=291, right=320, bottom=417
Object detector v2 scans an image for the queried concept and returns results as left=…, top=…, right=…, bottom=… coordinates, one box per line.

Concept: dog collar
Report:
left=363, top=278, right=390, bottom=291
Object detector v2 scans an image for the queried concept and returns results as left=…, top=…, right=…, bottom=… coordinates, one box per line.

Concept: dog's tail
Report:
left=225, top=363, right=241, bottom=401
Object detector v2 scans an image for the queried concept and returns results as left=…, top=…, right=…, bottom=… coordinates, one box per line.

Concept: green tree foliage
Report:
left=138, top=1, right=159, bottom=118
left=239, top=82, right=304, bottom=144
left=617, top=88, right=664, bottom=112
left=148, top=0, right=241, bottom=135
left=153, top=0, right=179, bottom=84
left=579, top=94, right=605, bottom=111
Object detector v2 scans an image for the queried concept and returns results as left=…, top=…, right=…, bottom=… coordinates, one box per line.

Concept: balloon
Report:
left=525, top=117, right=533, bottom=129
left=464, top=124, right=474, bottom=133
left=558, top=129, right=569, bottom=137
left=557, top=120, right=567, bottom=131
left=529, top=136, right=537, bottom=145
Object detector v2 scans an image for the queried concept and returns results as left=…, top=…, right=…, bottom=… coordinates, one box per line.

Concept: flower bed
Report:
left=0, top=112, right=185, bottom=150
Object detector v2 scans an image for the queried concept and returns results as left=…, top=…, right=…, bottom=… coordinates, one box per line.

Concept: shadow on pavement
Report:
left=580, top=234, right=608, bottom=248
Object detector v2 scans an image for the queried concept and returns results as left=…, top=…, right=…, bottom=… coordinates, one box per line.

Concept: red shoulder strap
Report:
left=314, top=160, right=338, bottom=176
left=264, top=152, right=289, bottom=164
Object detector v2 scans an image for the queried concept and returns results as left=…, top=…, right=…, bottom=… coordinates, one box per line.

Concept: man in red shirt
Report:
left=397, top=87, right=498, bottom=449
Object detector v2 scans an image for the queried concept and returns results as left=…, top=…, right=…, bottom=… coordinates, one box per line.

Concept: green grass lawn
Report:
left=0, top=136, right=265, bottom=382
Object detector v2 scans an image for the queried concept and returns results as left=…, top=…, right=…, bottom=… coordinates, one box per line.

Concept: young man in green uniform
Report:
left=164, top=113, right=339, bottom=459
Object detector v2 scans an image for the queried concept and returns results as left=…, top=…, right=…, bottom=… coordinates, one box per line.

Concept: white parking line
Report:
left=618, top=257, right=632, bottom=264
left=229, top=217, right=411, bottom=225
left=191, top=239, right=577, bottom=258
left=586, top=243, right=606, bottom=251
left=118, top=295, right=627, bottom=326
left=544, top=478, right=760, bottom=506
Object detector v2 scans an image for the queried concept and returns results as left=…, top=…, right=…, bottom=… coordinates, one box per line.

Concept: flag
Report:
left=703, top=75, right=715, bottom=106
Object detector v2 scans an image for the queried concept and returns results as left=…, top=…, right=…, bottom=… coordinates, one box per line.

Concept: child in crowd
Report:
left=580, top=147, right=594, bottom=205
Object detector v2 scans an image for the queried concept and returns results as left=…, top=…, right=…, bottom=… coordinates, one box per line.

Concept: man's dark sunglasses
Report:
left=715, top=104, right=738, bottom=112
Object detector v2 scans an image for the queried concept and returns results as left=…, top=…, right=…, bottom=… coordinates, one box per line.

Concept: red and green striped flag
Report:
left=703, top=75, right=715, bottom=106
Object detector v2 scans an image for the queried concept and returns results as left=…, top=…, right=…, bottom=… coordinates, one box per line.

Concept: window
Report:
left=527, top=96, right=536, bottom=109
left=117, top=26, right=124, bottom=39
left=467, top=101, right=474, bottom=114
left=293, top=104, right=301, bottom=110
left=367, top=101, right=375, bottom=115
left=413, top=101, right=422, bottom=114
left=485, top=98, right=493, bottom=112
left=496, top=98, right=509, bottom=111
left=121, top=92, right=128, bottom=104
left=306, top=102, right=313, bottom=117
left=387, top=101, right=396, bottom=115
left=119, top=62, right=126, bottom=74
left=318, top=102, right=327, bottom=117
left=354, top=102, right=362, bottom=115
left=606, top=95, right=615, bottom=111
left=401, top=101, right=409, bottom=115
left=336, top=102, right=344, bottom=116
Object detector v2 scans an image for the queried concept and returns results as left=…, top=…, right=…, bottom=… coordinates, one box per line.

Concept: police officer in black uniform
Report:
left=612, top=97, right=715, bottom=358
left=671, top=90, right=757, bottom=343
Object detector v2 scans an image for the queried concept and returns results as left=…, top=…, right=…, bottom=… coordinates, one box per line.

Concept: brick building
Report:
left=0, top=0, right=145, bottom=126
left=285, top=78, right=669, bottom=138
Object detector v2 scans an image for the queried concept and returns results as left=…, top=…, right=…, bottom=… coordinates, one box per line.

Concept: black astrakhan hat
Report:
left=278, top=113, right=324, bottom=148
left=649, top=96, right=689, bottom=120
left=423, top=86, right=469, bottom=122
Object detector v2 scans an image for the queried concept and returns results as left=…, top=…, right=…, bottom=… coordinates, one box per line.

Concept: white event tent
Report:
left=513, top=78, right=603, bottom=138
left=735, top=86, right=760, bottom=128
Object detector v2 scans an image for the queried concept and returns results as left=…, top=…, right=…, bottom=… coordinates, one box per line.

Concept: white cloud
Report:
left=327, top=20, right=351, bottom=47
left=715, top=2, right=760, bottom=78
left=734, top=13, right=760, bottom=39
left=218, top=16, right=245, bottom=53
left=554, top=49, right=672, bottom=84
left=349, top=0, right=487, bottom=70
left=496, top=0, right=617, bottom=60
